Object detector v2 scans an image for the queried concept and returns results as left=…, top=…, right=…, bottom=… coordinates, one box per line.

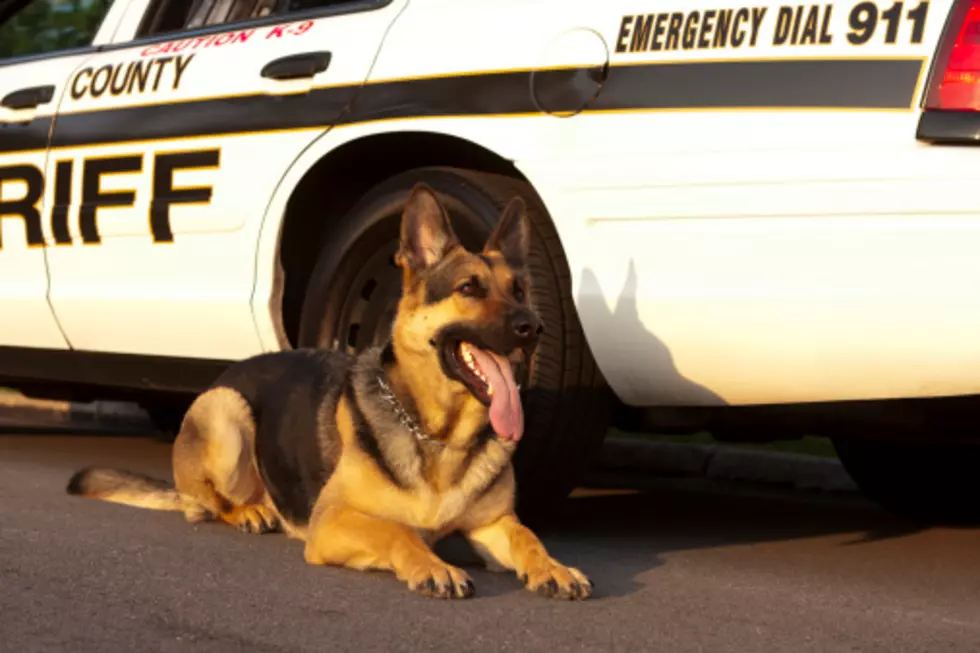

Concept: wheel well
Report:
left=277, top=131, right=528, bottom=347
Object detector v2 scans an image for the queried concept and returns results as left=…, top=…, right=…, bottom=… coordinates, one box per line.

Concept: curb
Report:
left=595, top=436, right=858, bottom=493
left=0, top=392, right=155, bottom=432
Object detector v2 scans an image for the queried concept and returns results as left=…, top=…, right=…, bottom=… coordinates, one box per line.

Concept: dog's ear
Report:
left=483, top=196, right=530, bottom=268
left=395, top=183, right=460, bottom=272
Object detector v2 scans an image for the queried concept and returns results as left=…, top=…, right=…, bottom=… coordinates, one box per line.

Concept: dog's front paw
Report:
left=406, top=562, right=475, bottom=599
left=521, top=561, right=593, bottom=601
left=224, top=504, right=280, bottom=534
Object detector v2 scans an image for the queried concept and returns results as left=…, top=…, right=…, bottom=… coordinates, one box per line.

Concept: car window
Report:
left=138, top=0, right=355, bottom=37
left=0, top=0, right=113, bottom=60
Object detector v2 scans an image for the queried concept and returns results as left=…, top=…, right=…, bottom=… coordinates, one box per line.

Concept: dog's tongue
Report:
left=466, top=345, right=523, bottom=442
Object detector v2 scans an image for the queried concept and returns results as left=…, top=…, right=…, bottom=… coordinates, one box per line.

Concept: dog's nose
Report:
left=511, top=311, right=544, bottom=340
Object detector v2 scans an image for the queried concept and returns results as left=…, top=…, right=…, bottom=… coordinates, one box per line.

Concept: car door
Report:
left=0, top=0, right=121, bottom=349
left=43, top=0, right=406, bottom=360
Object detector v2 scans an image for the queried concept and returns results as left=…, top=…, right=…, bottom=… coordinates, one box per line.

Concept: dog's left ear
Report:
left=483, top=197, right=530, bottom=268
left=396, top=183, right=460, bottom=272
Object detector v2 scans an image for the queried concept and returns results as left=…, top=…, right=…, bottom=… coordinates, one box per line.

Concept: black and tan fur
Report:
left=67, top=183, right=593, bottom=601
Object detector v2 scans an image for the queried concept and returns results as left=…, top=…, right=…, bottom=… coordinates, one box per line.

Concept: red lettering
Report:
left=213, top=33, right=234, bottom=46
left=266, top=25, right=286, bottom=39
left=157, top=42, right=175, bottom=54
left=141, top=44, right=161, bottom=57
left=171, top=39, right=192, bottom=52
left=291, top=20, right=313, bottom=35
left=234, top=29, right=254, bottom=43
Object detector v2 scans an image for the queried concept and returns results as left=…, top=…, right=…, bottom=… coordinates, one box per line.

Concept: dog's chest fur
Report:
left=332, top=347, right=516, bottom=530
left=233, top=345, right=515, bottom=532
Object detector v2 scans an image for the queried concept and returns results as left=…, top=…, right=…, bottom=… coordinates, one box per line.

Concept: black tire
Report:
left=832, top=436, right=980, bottom=523
left=297, top=167, right=612, bottom=516
left=143, top=396, right=192, bottom=439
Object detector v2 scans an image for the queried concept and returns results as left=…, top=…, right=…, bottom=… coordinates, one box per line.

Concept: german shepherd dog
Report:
left=67, top=184, right=593, bottom=601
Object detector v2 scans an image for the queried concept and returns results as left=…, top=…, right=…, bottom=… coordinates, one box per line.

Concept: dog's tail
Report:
left=66, top=467, right=183, bottom=512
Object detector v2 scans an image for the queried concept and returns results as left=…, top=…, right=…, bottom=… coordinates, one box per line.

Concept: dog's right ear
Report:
left=395, top=183, right=460, bottom=272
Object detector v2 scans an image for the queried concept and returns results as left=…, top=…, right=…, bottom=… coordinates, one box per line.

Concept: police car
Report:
left=2, top=0, right=980, bottom=516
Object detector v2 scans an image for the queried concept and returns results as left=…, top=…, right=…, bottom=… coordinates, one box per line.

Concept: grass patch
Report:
left=610, top=429, right=839, bottom=459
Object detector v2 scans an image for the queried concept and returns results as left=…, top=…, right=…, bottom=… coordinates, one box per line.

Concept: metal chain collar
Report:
left=376, top=375, right=445, bottom=447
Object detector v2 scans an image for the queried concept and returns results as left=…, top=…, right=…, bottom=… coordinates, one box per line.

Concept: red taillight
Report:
left=926, top=0, right=980, bottom=109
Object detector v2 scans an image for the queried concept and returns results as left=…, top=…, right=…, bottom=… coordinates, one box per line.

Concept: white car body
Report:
left=1, top=0, right=976, bottom=412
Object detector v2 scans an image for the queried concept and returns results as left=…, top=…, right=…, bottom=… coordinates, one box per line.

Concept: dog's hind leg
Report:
left=172, top=387, right=280, bottom=534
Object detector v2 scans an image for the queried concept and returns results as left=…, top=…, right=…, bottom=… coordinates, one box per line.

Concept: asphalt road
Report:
left=3, top=431, right=980, bottom=653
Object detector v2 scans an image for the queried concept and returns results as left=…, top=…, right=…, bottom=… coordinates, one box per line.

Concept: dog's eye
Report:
left=513, top=280, right=525, bottom=303
left=457, top=277, right=481, bottom=297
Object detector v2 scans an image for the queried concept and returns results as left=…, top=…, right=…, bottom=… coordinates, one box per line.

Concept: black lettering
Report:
left=172, top=54, right=194, bottom=89
left=150, top=149, right=219, bottom=243
left=151, top=56, right=172, bottom=92
left=80, top=156, right=142, bottom=244
left=652, top=13, right=669, bottom=50
left=731, top=8, right=749, bottom=46
left=70, top=68, right=93, bottom=100
left=907, top=1, right=929, bottom=44
left=698, top=9, right=717, bottom=48
left=774, top=6, right=794, bottom=45
left=109, top=62, right=133, bottom=96
left=791, top=4, right=806, bottom=44
left=631, top=14, right=654, bottom=52
left=128, top=59, right=151, bottom=94
left=51, top=160, right=73, bottom=245
left=820, top=4, right=834, bottom=43
left=666, top=13, right=684, bottom=49
left=801, top=5, right=820, bottom=44
left=682, top=11, right=701, bottom=49
left=615, top=15, right=634, bottom=53
left=881, top=0, right=903, bottom=44
left=847, top=1, right=879, bottom=45
left=0, top=165, right=44, bottom=250
left=89, top=65, right=112, bottom=98
left=714, top=9, right=733, bottom=47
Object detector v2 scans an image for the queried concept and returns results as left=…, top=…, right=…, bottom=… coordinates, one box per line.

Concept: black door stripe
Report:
left=0, top=57, right=925, bottom=155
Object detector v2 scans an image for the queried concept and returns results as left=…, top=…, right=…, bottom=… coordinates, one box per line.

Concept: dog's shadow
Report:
left=572, top=259, right=727, bottom=408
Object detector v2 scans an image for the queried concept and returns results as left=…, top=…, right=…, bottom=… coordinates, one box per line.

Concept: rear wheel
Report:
left=297, top=167, right=612, bottom=515
left=832, top=436, right=980, bottom=523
